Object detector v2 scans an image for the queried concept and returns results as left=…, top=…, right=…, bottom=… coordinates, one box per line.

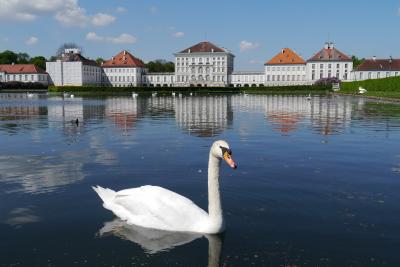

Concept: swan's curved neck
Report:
left=208, top=152, right=223, bottom=229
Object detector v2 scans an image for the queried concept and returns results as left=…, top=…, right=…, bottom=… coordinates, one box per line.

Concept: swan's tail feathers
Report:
left=92, top=186, right=116, bottom=204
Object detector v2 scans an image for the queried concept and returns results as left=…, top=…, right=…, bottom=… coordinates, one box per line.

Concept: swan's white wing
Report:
left=107, top=185, right=209, bottom=232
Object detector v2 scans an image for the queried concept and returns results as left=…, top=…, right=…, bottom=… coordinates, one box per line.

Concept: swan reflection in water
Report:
left=98, top=219, right=223, bottom=266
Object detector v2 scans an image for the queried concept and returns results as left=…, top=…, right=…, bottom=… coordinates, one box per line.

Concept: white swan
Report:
left=93, top=140, right=237, bottom=234
left=358, top=86, right=367, bottom=94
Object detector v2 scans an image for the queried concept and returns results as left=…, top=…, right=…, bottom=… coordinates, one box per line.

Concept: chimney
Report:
left=211, top=48, right=214, bottom=53
left=372, top=56, right=376, bottom=61
left=123, top=50, right=126, bottom=55
left=389, top=56, right=393, bottom=63
left=112, top=56, right=114, bottom=61
left=282, top=48, right=285, bottom=54
left=329, top=42, right=334, bottom=49
left=324, top=42, right=329, bottom=49
left=188, top=49, right=191, bottom=53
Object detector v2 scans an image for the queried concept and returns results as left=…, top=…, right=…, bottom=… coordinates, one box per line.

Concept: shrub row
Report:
left=49, top=84, right=329, bottom=93
left=0, top=81, right=48, bottom=90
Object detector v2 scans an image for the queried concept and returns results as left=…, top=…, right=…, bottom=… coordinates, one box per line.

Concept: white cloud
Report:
left=116, top=6, right=127, bottom=13
left=26, top=36, right=38, bottom=45
left=86, top=32, right=104, bottom=42
left=149, top=6, right=158, bottom=15
left=173, top=32, right=185, bottom=38
left=86, top=32, right=137, bottom=44
left=239, top=40, right=260, bottom=52
left=91, top=13, right=115, bottom=26
left=0, top=0, right=115, bottom=27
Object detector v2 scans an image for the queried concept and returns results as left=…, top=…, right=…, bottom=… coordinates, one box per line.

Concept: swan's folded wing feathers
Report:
left=112, top=185, right=208, bottom=232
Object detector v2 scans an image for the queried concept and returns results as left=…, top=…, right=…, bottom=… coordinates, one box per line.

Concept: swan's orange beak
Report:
left=223, top=152, right=237, bottom=169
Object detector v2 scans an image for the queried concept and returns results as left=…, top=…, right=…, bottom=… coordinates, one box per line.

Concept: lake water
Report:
left=1, top=92, right=400, bottom=266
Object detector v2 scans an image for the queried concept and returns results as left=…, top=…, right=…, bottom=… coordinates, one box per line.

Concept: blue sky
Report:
left=0, top=0, right=399, bottom=70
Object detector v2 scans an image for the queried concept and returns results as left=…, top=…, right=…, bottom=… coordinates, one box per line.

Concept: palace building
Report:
left=353, top=57, right=400, bottom=81
left=0, top=64, right=48, bottom=85
left=45, top=41, right=355, bottom=88
left=101, top=50, right=146, bottom=87
left=264, top=48, right=307, bottom=86
left=305, top=42, right=353, bottom=82
left=47, top=48, right=102, bottom=86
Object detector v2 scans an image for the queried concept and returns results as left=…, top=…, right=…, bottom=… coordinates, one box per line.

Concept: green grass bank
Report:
left=340, top=76, right=400, bottom=99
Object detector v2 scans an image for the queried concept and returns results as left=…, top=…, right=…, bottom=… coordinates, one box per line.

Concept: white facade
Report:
left=102, top=67, right=145, bottom=87
left=173, top=42, right=234, bottom=87
left=353, top=70, right=400, bottom=81
left=2, top=73, right=48, bottom=84
left=230, top=71, right=265, bottom=87
left=265, top=64, right=307, bottom=86
left=46, top=49, right=102, bottom=86
left=306, top=62, right=353, bottom=81
left=143, top=73, right=174, bottom=87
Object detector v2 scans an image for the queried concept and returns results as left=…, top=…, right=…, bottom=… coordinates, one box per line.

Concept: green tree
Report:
left=96, top=57, right=104, bottom=65
left=352, top=55, right=365, bottom=69
left=16, top=52, right=30, bottom=64
left=145, top=59, right=175, bottom=73
left=30, top=56, right=47, bottom=70
left=0, top=50, right=18, bottom=64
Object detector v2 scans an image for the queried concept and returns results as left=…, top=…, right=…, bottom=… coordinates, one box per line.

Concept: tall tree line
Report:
left=0, top=50, right=46, bottom=70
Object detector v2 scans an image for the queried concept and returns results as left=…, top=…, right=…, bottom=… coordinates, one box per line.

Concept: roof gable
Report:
left=102, top=50, right=145, bottom=68
left=308, top=45, right=351, bottom=62
left=265, top=48, right=305, bottom=65
left=356, top=59, right=400, bottom=71
left=179, top=41, right=226, bottom=53
left=0, top=64, right=46, bottom=74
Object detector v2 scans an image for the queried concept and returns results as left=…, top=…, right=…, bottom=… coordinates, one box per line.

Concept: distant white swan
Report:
left=152, top=92, right=157, bottom=97
left=132, top=92, right=138, bottom=98
left=358, top=86, right=367, bottom=94
left=172, top=92, right=176, bottom=97
left=26, top=92, right=34, bottom=98
left=93, top=140, right=237, bottom=234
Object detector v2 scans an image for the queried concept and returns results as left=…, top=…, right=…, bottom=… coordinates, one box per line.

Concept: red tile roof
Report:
left=355, top=59, right=400, bottom=71
left=0, top=64, right=46, bottom=74
left=265, top=48, right=305, bottom=65
left=308, top=45, right=351, bottom=62
left=102, top=50, right=145, bottom=68
left=179, top=41, right=225, bottom=53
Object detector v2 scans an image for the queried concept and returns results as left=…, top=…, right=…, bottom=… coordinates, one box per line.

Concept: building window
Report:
left=312, top=64, right=315, bottom=69
left=395, top=72, right=398, bottom=76
left=267, top=75, right=270, bottom=81
left=337, top=64, right=340, bottom=68
left=320, top=64, right=323, bottom=69
left=328, top=64, right=331, bottom=69
left=377, top=72, right=380, bottom=79
left=368, top=72, right=372, bottom=79
left=386, top=72, right=390, bottom=77
left=272, top=75, right=275, bottom=81
left=359, top=73, right=363, bottom=80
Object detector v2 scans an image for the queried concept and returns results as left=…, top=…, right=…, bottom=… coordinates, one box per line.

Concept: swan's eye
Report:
left=220, top=146, right=232, bottom=157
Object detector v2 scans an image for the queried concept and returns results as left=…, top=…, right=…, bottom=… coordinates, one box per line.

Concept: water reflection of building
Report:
left=0, top=93, right=48, bottom=133
left=231, top=94, right=353, bottom=135
left=174, top=96, right=233, bottom=137
left=105, top=98, right=139, bottom=130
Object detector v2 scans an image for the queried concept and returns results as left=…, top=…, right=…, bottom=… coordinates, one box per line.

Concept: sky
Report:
left=0, top=0, right=399, bottom=70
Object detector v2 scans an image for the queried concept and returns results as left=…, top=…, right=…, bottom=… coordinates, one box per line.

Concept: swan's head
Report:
left=211, top=140, right=237, bottom=169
